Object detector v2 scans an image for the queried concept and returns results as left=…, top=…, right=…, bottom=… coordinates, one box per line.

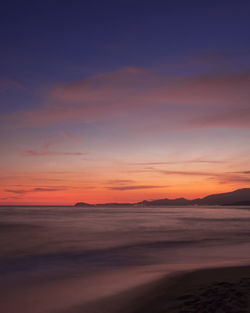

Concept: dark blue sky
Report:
left=1, top=1, right=250, bottom=82
left=1, top=0, right=250, bottom=114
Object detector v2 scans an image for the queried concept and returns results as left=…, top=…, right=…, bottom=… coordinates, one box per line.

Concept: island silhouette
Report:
left=75, top=188, right=250, bottom=207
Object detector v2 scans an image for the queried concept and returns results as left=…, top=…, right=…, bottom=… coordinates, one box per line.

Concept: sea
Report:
left=1, top=205, right=250, bottom=313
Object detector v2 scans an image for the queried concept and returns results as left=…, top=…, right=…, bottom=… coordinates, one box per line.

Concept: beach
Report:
left=130, top=265, right=250, bottom=313
left=76, top=265, right=250, bottom=313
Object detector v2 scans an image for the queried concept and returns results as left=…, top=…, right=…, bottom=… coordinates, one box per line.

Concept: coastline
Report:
left=68, top=264, right=250, bottom=313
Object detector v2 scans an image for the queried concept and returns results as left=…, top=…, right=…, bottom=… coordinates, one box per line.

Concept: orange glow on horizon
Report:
left=1, top=178, right=247, bottom=206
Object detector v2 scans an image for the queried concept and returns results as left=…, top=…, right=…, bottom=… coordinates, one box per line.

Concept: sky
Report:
left=1, top=0, right=250, bottom=205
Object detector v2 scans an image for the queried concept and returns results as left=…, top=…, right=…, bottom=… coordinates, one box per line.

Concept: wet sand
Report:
left=68, top=265, right=250, bottom=313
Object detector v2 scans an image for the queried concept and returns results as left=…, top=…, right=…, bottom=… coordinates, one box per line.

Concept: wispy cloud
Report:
left=191, top=51, right=250, bottom=65
left=210, top=173, right=250, bottom=184
left=22, top=141, right=87, bottom=157
left=24, top=150, right=87, bottom=156
left=5, top=189, right=27, bottom=194
left=5, top=187, right=67, bottom=194
left=60, top=131, right=83, bottom=143
left=105, top=179, right=136, bottom=185
left=0, top=79, right=21, bottom=92
left=1, top=196, right=22, bottom=200
left=158, top=169, right=214, bottom=176
left=232, top=171, right=250, bottom=174
left=128, top=165, right=250, bottom=186
left=129, top=159, right=225, bottom=166
left=107, top=185, right=165, bottom=191
left=5, top=66, right=250, bottom=131
left=150, top=167, right=250, bottom=185
left=104, top=178, right=164, bottom=191
left=32, top=187, right=66, bottom=192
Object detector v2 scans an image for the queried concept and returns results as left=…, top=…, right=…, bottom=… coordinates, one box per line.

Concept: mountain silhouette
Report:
left=75, top=188, right=250, bottom=207
left=197, top=188, right=250, bottom=205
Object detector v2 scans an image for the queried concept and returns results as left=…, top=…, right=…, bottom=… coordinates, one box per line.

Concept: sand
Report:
left=65, top=265, right=250, bottom=313
left=126, top=265, right=250, bottom=313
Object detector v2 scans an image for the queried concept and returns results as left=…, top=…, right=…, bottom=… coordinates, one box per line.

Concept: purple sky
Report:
left=1, top=1, right=250, bottom=204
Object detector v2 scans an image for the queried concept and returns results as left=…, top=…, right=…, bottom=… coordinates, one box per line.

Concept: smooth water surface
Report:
left=1, top=205, right=250, bottom=312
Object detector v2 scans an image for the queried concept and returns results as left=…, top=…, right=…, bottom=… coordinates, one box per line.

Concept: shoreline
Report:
left=67, top=264, right=250, bottom=313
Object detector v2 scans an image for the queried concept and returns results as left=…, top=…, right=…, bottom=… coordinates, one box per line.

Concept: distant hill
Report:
left=137, top=197, right=197, bottom=206
left=197, top=188, right=250, bottom=205
left=74, top=202, right=93, bottom=207
left=75, top=188, right=250, bottom=207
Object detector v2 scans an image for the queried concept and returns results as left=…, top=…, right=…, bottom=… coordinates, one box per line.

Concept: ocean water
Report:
left=1, top=205, right=250, bottom=313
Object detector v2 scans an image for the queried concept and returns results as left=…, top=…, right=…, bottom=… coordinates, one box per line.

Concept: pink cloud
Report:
left=192, top=106, right=250, bottom=129
left=22, top=141, right=87, bottom=157
left=24, top=150, right=87, bottom=156
left=5, top=187, right=67, bottom=194
left=105, top=179, right=136, bottom=185
left=138, top=166, right=250, bottom=185
left=0, top=79, right=21, bottom=92
left=158, top=169, right=214, bottom=176
left=107, top=185, right=164, bottom=191
left=5, top=67, right=250, bottom=130
left=60, top=131, right=83, bottom=143
left=129, top=159, right=225, bottom=166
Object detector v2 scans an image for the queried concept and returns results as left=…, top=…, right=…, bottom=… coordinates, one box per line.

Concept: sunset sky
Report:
left=1, top=1, right=250, bottom=205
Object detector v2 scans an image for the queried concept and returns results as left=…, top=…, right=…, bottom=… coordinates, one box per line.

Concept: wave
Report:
left=0, top=237, right=227, bottom=278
